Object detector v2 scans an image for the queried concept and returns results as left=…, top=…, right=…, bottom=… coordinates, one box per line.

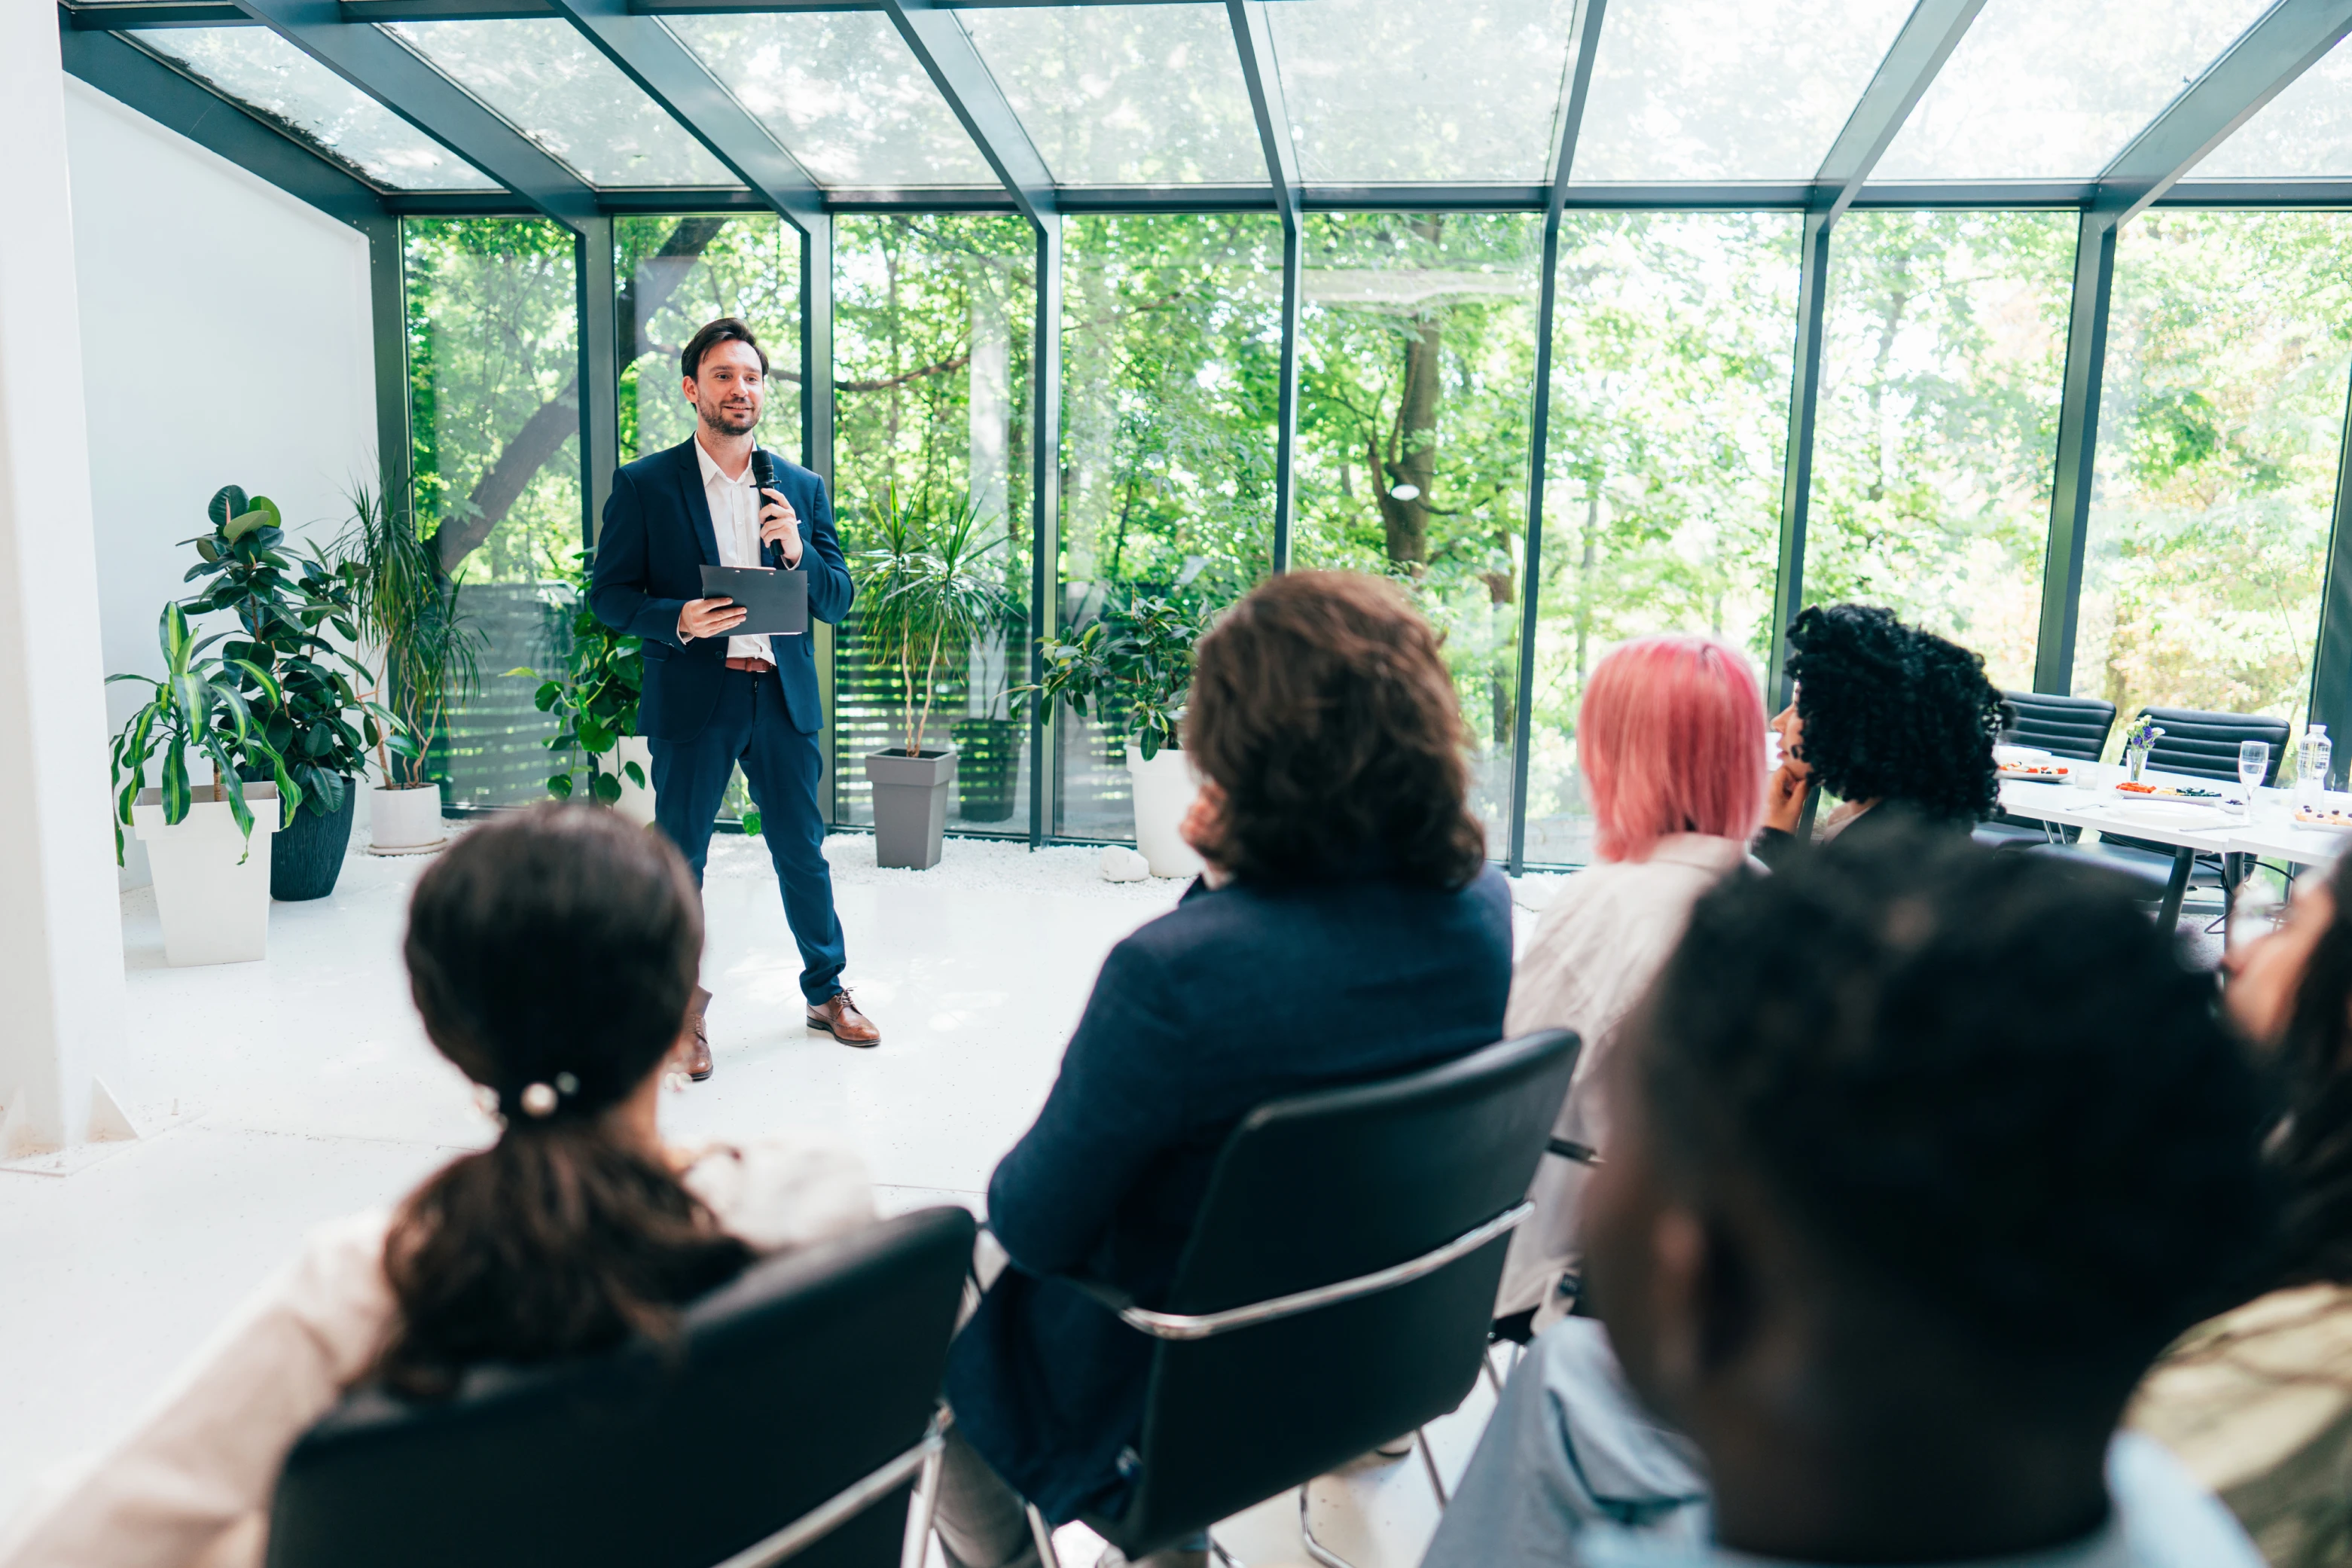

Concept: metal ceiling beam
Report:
left=1228, top=1, right=1300, bottom=569
left=1227, top=0, right=1298, bottom=227
left=1812, top=0, right=1984, bottom=222
left=548, top=0, right=825, bottom=230
left=882, top=0, right=1055, bottom=224
left=1505, top=0, right=1607, bottom=875
left=2032, top=214, right=2116, bottom=694
left=2097, top=0, right=2352, bottom=224
left=59, top=23, right=386, bottom=224
left=232, top=0, right=599, bottom=230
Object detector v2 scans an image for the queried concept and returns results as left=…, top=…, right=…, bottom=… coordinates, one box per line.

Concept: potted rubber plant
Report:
left=109, top=602, right=301, bottom=966
left=184, top=485, right=401, bottom=899
left=335, top=484, right=481, bottom=853
left=520, top=549, right=650, bottom=826
left=858, top=484, right=1020, bottom=869
left=1021, top=588, right=1209, bottom=877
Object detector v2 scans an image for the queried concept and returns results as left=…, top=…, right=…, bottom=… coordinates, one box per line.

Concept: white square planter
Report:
left=131, top=782, right=279, bottom=966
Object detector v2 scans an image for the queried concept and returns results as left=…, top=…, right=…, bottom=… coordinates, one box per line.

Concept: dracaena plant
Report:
left=108, top=602, right=301, bottom=865
left=181, top=484, right=403, bottom=818
left=334, top=483, right=477, bottom=791
left=858, top=484, right=1023, bottom=756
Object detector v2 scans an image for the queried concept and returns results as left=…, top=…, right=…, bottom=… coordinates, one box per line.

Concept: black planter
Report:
left=271, top=777, right=356, bottom=901
left=950, top=716, right=1020, bottom=823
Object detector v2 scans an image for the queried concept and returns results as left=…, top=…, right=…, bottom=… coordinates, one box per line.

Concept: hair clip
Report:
left=519, top=1082, right=559, bottom=1118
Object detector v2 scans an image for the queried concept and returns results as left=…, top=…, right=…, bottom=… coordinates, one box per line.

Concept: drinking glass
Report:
left=2227, top=870, right=2286, bottom=956
left=2240, top=740, right=2270, bottom=819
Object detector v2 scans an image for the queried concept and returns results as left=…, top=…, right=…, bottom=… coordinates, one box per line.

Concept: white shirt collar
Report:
left=694, top=436, right=753, bottom=488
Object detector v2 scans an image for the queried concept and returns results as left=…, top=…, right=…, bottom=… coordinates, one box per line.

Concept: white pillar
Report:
left=0, top=14, right=129, bottom=1155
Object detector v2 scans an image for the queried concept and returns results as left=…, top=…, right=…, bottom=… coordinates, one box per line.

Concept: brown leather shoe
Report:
left=679, top=986, right=714, bottom=1081
left=807, top=989, right=880, bottom=1048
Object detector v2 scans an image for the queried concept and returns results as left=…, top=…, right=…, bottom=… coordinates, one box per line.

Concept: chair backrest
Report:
left=2138, top=705, right=2292, bottom=785
left=265, top=1206, right=975, bottom=1568
left=1999, top=690, right=2116, bottom=761
left=1108, top=1030, right=1579, bottom=1555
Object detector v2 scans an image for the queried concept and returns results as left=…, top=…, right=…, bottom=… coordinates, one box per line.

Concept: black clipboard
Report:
left=700, top=564, right=807, bottom=636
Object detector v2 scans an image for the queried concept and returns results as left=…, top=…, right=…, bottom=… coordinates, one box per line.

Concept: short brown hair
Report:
left=1184, top=571, right=1484, bottom=889
left=681, top=316, right=769, bottom=381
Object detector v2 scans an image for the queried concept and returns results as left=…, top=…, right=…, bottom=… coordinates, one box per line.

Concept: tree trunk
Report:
left=434, top=218, right=729, bottom=575
left=1374, top=216, right=1445, bottom=572
left=1575, top=477, right=1600, bottom=686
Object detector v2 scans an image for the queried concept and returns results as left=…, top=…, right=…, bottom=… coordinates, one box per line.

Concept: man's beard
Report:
left=700, top=399, right=759, bottom=435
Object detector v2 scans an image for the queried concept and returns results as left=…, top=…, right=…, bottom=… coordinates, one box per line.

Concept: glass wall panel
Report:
left=1521, top=214, right=1800, bottom=865
left=959, top=5, right=1264, bottom=186
left=617, top=215, right=802, bottom=465
left=404, top=218, right=581, bottom=808
left=1875, top=0, right=2269, bottom=181
left=1261, top=0, right=1583, bottom=184
left=1294, top=212, right=1542, bottom=853
left=2198, top=40, right=2352, bottom=180
left=1576, top=0, right=1911, bottom=182
left=1057, top=215, right=1283, bottom=839
left=665, top=12, right=994, bottom=188
left=127, top=28, right=495, bottom=191
left=386, top=20, right=737, bottom=187
left=2071, top=212, right=2352, bottom=743
left=832, top=215, right=1036, bottom=834
left=1802, top=211, right=2073, bottom=688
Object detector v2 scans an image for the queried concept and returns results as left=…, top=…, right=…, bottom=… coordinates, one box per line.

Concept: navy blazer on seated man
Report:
left=944, top=861, right=1514, bottom=1525
left=589, top=435, right=856, bottom=1008
left=590, top=438, right=853, bottom=740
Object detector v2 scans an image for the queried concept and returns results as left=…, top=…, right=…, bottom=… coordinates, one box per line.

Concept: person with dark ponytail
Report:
left=2130, top=850, right=2352, bottom=1566
left=0, top=805, right=873, bottom=1568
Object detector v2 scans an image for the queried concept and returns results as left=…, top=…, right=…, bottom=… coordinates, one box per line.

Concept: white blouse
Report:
left=0, top=1138, right=875, bottom=1568
left=1495, top=834, right=1757, bottom=1324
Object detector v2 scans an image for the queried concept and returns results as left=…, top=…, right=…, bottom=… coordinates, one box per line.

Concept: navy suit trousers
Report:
left=650, top=666, right=845, bottom=1005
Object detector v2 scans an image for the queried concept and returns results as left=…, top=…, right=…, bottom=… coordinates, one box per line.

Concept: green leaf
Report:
left=207, top=486, right=249, bottom=532
left=740, top=809, right=763, bottom=837
left=589, top=771, right=621, bottom=805
left=548, top=773, right=575, bottom=800
left=533, top=680, right=562, bottom=712
left=160, top=746, right=190, bottom=823
left=623, top=760, right=645, bottom=789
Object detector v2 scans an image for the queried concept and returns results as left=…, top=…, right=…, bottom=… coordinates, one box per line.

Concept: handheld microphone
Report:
left=750, top=449, right=786, bottom=569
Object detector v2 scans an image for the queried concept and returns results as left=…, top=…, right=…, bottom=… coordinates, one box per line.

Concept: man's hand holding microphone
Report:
left=678, top=456, right=802, bottom=643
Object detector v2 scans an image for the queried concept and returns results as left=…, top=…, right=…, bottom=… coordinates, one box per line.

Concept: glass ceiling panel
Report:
left=2196, top=35, right=2352, bottom=179
left=1874, top=0, right=2272, bottom=181
left=1576, top=0, right=1912, bottom=182
left=127, top=26, right=494, bottom=191
left=664, top=11, right=993, bottom=188
left=1262, top=0, right=1584, bottom=184
left=958, top=4, right=1263, bottom=185
left=385, top=19, right=736, bottom=188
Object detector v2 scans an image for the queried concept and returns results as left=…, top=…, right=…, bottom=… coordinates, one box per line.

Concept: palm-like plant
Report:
left=859, top=484, right=1023, bottom=756
left=108, top=602, right=302, bottom=864
left=334, top=484, right=481, bottom=788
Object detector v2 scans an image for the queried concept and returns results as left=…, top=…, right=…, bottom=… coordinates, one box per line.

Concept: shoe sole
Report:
left=807, top=1017, right=881, bottom=1049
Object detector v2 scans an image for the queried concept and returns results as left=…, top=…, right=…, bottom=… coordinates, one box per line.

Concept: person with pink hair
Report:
left=1493, top=633, right=1767, bottom=1336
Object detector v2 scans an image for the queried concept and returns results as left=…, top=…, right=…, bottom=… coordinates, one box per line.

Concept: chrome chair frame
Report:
left=716, top=1415, right=948, bottom=1568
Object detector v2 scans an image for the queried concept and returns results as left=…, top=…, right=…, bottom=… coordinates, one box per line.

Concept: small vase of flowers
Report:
left=2122, top=714, right=2165, bottom=782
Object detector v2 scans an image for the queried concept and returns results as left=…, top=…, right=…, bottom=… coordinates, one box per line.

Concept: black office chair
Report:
left=265, top=1206, right=976, bottom=1568
left=1021, top=1030, right=1581, bottom=1568
left=2058, top=704, right=2292, bottom=918
left=1977, top=691, right=2119, bottom=849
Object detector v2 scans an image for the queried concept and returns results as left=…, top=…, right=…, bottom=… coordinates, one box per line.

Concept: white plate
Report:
left=2106, top=800, right=2222, bottom=828
left=2291, top=813, right=2352, bottom=835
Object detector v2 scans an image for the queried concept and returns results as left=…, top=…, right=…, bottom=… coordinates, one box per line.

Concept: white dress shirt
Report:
left=0, top=1137, right=875, bottom=1568
left=693, top=437, right=774, bottom=665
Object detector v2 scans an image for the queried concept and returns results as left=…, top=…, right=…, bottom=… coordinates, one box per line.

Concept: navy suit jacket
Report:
left=943, top=865, right=1515, bottom=1524
left=588, top=438, right=855, bottom=741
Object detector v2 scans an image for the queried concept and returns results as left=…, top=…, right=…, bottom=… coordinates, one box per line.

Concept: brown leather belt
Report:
left=723, top=655, right=776, bottom=674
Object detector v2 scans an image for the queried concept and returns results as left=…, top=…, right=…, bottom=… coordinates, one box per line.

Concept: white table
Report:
left=2223, top=820, right=2352, bottom=871
left=1997, top=770, right=2264, bottom=929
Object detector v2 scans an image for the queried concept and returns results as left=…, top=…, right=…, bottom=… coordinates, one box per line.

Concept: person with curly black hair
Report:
left=1423, top=824, right=2278, bottom=1568
left=1758, top=603, right=2006, bottom=866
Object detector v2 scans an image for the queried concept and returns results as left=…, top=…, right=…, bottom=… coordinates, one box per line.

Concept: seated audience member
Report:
left=2131, top=852, right=2352, bottom=1564
left=937, top=572, right=1513, bottom=1568
left=1423, top=826, right=2278, bottom=1568
left=0, top=807, right=872, bottom=1568
left=1495, top=634, right=1765, bottom=1337
left=1758, top=602, right=2004, bottom=866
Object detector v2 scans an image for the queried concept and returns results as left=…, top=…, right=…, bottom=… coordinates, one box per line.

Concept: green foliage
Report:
left=108, top=602, right=299, bottom=865
left=521, top=550, right=644, bottom=805
left=334, top=483, right=479, bottom=789
left=180, top=483, right=399, bottom=819
left=1018, top=590, right=1207, bottom=761
left=859, top=484, right=1025, bottom=755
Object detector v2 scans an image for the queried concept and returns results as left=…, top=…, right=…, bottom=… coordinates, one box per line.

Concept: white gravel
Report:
left=705, top=830, right=1195, bottom=908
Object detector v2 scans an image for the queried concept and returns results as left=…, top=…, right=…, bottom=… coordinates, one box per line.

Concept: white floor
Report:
left=0, top=830, right=1544, bottom=1567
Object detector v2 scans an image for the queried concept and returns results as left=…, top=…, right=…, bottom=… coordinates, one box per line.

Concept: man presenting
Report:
left=591, top=317, right=880, bottom=1076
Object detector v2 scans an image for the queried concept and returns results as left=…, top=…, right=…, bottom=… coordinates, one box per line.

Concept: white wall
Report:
left=63, top=78, right=379, bottom=885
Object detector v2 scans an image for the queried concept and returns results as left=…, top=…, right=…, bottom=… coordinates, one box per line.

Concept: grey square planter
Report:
left=865, top=748, right=956, bottom=869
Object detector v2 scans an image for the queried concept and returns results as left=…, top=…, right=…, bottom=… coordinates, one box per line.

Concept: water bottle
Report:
left=2299, top=725, right=2331, bottom=810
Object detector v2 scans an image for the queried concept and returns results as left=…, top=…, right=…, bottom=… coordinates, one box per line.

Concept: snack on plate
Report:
left=2296, top=806, right=2352, bottom=828
left=2115, top=781, right=2221, bottom=799
left=1998, top=761, right=2073, bottom=779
